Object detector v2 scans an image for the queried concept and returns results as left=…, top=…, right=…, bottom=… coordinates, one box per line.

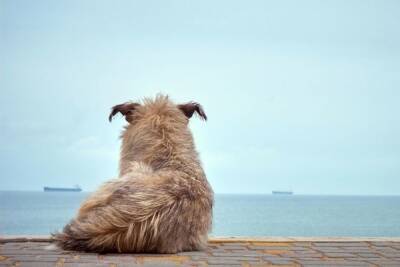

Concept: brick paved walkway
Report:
left=1, top=236, right=400, bottom=266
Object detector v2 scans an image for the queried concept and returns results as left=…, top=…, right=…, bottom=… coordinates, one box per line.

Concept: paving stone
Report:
left=265, top=258, right=297, bottom=265
left=176, top=251, right=208, bottom=257
left=182, top=261, right=207, bottom=267
left=335, top=248, right=373, bottom=253
left=9, top=255, right=52, bottom=262
left=262, top=254, right=283, bottom=259
left=207, top=257, right=243, bottom=265
left=206, top=248, right=228, bottom=253
left=323, top=252, right=359, bottom=258
left=101, top=255, right=137, bottom=262
left=63, top=264, right=111, bottom=267
left=247, top=264, right=280, bottom=267
left=298, top=259, right=369, bottom=266
left=2, top=249, right=63, bottom=255
left=313, top=247, right=348, bottom=252
left=365, top=261, right=400, bottom=267
left=212, top=252, right=261, bottom=257
left=190, top=255, right=210, bottom=261
left=290, top=246, right=313, bottom=251
left=211, top=254, right=261, bottom=262
left=375, top=247, right=400, bottom=252
left=313, top=242, right=369, bottom=247
left=287, top=249, right=322, bottom=255
left=301, top=263, right=366, bottom=267
left=378, top=252, right=400, bottom=258
left=370, top=242, right=395, bottom=246
left=248, top=245, right=291, bottom=251
left=233, top=251, right=262, bottom=256
left=287, top=253, right=323, bottom=259
left=366, top=258, right=400, bottom=263
left=354, top=252, right=382, bottom=258
left=113, top=264, right=141, bottom=267
left=207, top=264, right=241, bottom=266
left=17, top=263, right=56, bottom=267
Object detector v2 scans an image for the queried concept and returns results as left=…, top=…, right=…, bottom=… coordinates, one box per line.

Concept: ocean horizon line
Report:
left=1, top=190, right=399, bottom=197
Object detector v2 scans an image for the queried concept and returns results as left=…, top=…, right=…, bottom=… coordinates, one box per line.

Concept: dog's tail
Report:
left=52, top=210, right=162, bottom=253
left=52, top=163, right=159, bottom=253
left=52, top=220, right=91, bottom=252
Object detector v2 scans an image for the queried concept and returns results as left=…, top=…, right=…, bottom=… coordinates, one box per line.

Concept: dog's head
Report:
left=108, top=95, right=207, bottom=124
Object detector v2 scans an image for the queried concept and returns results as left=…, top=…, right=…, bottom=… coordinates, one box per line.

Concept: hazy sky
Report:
left=1, top=0, right=399, bottom=194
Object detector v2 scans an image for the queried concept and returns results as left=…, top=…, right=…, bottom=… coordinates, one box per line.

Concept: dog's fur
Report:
left=53, top=95, right=213, bottom=253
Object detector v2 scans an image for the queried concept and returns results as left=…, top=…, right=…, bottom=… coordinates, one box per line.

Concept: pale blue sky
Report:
left=1, top=0, right=399, bottom=194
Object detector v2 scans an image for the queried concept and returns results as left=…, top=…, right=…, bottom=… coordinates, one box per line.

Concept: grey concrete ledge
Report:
left=2, top=235, right=400, bottom=243
left=210, top=236, right=400, bottom=242
left=0, top=235, right=53, bottom=243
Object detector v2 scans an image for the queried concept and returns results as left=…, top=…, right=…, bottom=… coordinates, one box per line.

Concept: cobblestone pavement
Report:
left=1, top=237, right=400, bottom=267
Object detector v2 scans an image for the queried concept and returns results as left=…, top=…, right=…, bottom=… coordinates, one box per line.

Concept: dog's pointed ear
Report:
left=109, top=102, right=140, bottom=123
left=178, top=102, right=207, bottom=121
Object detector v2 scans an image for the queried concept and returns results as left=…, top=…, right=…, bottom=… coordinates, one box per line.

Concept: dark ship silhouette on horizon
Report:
left=43, top=185, right=82, bottom=192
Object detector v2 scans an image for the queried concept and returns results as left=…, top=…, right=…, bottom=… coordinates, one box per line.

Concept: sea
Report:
left=1, top=191, right=400, bottom=237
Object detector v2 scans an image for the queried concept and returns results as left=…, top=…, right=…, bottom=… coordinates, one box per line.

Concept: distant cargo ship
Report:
left=43, top=185, right=82, bottom=192
left=272, top=191, right=293, bottom=195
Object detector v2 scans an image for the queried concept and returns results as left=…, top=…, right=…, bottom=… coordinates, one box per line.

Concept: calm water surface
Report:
left=1, top=191, right=400, bottom=236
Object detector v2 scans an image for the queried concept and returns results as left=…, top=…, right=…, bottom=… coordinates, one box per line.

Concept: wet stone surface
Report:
left=0, top=240, right=400, bottom=266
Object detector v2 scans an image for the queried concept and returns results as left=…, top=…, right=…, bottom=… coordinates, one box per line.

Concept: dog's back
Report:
left=53, top=95, right=213, bottom=253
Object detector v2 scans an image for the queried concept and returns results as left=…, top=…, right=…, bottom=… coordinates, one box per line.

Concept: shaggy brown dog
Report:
left=54, top=95, right=213, bottom=253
